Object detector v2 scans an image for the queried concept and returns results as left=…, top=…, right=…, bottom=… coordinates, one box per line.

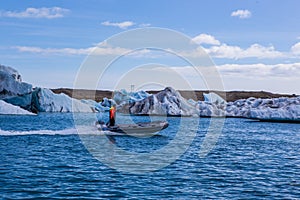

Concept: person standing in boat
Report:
left=108, top=105, right=116, bottom=127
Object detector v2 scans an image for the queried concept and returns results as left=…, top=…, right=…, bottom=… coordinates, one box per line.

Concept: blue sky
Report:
left=0, top=0, right=300, bottom=93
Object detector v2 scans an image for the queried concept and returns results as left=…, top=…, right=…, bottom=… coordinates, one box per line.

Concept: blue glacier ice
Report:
left=81, top=99, right=111, bottom=112
left=126, top=87, right=299, bottom=121
left=248, top=97, right=300, bottom=121
left=0, top=100, right=35, bottom=115
left=0, top=65, right=32, bottom=99
left=203, top=92, right=227, bottom=104
left=32, top=88, right=93, bottom=112
left=113, top=89, right=150, bottom=105
left=128, top=87, right=199, bottom=116
left=0, top=65, right=97, bottom=114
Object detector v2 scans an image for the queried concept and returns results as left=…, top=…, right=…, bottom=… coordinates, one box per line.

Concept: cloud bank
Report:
left=0, top=7, right=69, bottom=19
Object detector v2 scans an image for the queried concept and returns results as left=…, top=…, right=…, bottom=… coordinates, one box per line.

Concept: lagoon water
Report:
left=0, top=113, right=299, bottom=199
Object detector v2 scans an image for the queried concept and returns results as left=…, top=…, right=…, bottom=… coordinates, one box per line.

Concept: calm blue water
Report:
left=0, top=113, right=299, bottom=199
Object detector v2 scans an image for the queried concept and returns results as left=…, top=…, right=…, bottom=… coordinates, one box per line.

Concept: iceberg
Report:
left=128, top=87, right=199, bottom=116
left=101, top=97, right=116, bottom=108
left=0, top=100, right=35, bottom=115
left=249, top=98, right=300, bottom=122
left=32, top=88, right=93, bottom=112
left=81, top=99, right=110, bottom=112
left=222, top=96, right=300, bottom=121
left=197, top=92, right=227, bottom=117
left=113, top=89, right=150, bottom=105
left=3, top=88, right=96, bottom=113
left=203, top=92, right=227, bottom=104
left=197, top=101, right=226, bottom=117
left=3, top=93, right=33, bottom=111
left=0, top=65, right=94, bottom=113
left=0, top=65, right=32, bottom=98
left=116, top=87, right=295, bottom=120
left=115, top=87, right=299, bottom=121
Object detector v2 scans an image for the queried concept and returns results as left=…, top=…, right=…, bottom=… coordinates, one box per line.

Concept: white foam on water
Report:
left=0, top=128, right=77, bottom=136
left=0, top=125, right=112, bottom=136
left=0, top=125, right=160, bottom=136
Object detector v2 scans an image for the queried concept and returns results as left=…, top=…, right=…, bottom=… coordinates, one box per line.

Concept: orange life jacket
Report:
left=109, top=107, right=115, bottom=119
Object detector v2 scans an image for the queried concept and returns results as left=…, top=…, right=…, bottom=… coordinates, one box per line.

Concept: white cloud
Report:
left=180, top=43, right=285, bottom=59
left=218, top=63, right=300, bottom=78
left=206, top=43, right=284, bottom=59
left=205, top=44, right=242, bottom=59
left=231, top=9, right=252, bottom=19
left=291, top=42, right=300, bottom=55
left=13, top=46, right=129, bottom=56
left=101, top=21, right=135, bottom=29
left=14, top=46, right=92, bottom=55
left=12, top=38, right=300, bottom=60
left=13, top=44, right=154, bottom=57
left=192, top=34, right=221, bottom=45
left=0, top=7, right=69, bottom=19
left=14, top=46, right=163, bottom=59
left=189, top=33, right=287, bottom=59
left=161, top=62, right=300, bottom=78
left=132, top=62, right=300, bottom=85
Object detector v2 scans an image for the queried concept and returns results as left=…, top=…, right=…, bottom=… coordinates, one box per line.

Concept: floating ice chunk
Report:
left=0, top=65, right=32, bottom=99
left=3, top=93, right=33, bottom=111
left=113, top=89, right=150, bottom=105
left=250, top=105, right=300, bottom=121
left=129, top=87, right=198, bottom=116
left=203, top=92, right=226, bottom=104
left=32, top=88, right=93, bottom=112
left=0, top=100, right=35, bottom=115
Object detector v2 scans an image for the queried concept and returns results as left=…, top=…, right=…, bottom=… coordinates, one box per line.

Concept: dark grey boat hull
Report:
left=106, top=121, right=169, bottom=134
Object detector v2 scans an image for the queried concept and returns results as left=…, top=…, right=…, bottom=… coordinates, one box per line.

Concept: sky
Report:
left=0, top=0, right=300, bottom=94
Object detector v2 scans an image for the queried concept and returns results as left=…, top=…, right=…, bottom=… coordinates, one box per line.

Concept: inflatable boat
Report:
left=98, top=121, right=169, bottom=134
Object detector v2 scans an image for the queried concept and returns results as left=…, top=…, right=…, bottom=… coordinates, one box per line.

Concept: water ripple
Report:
left=0, top=114, right=299, bottom=199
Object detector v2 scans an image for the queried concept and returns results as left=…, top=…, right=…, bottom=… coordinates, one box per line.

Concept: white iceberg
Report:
left=222, top=96, right=300, bottom=121
left=116, top=87, right=299, bottom=120
left=0, top=65, right=32, bottom=98
left=3, top=93, right=33, bottom=111
left=32, top=88, right=93, bottom=112
left=187, top=92, right=299, bottom=121
left=203, top=92, right=227, bottom=104
left=129, top=87, right=199, bottom=116
left=101, top=97, right=116, bottom=108
left=113, top=89, right=150, bottom=105
left=81, top=99, right=110, bottom=112
left=197, top=101, right=226, bottom=117
left=249, top=99, right=300, bottom=121
left=0, top=100, right=35, bottom=115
